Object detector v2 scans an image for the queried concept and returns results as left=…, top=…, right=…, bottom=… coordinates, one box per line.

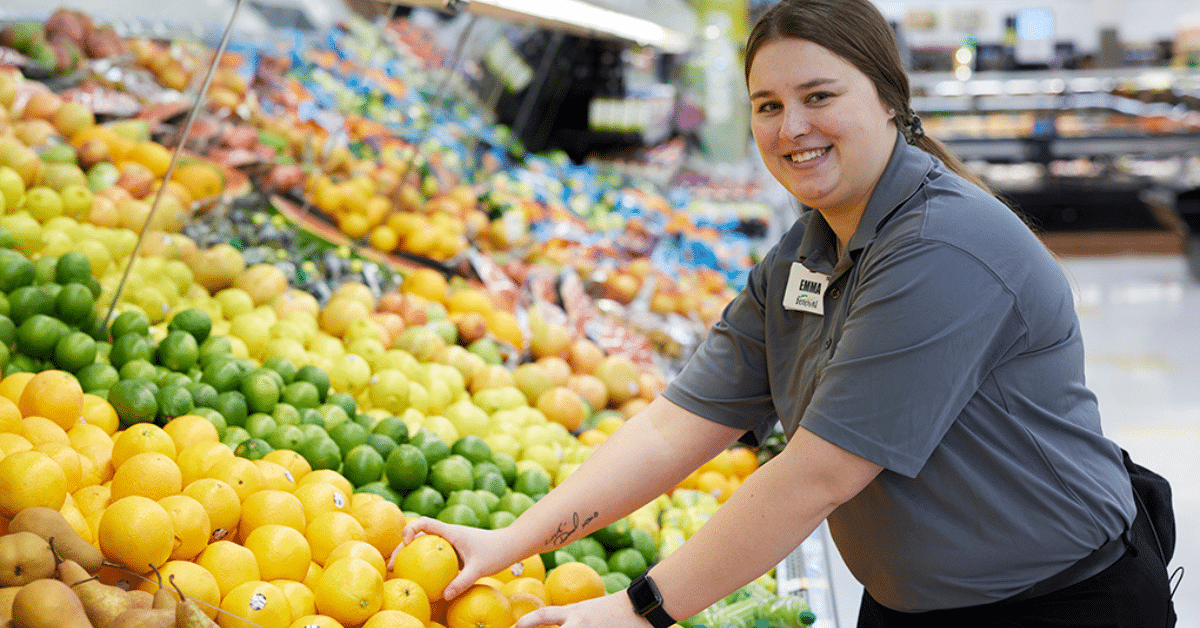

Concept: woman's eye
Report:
left=755, top=102, right=780, bottom=113
left=807, top=92, right=834, bottom=104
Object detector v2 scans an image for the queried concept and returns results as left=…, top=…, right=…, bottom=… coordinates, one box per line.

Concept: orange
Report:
left=33, top=442, right=83, bottom=493
left=272, top=580, right=317, bottom=620
left=0, top=396, right=22, bottom=434
left=110, top=452, right=182, bottom=502
left=196, top=540, right=260, bottom=600
left=287, top=616, right=342, bottom=628
left=204, top=456, right=265, bottom=502
left=178, top=440, right=234, bottom=487
left=698, top=449, right=736, bottom=478
left=350, top=492, right=382, bottom=510
left=255, top=459, right=298, bottom=492
left=163, top=415, right=219, bottom=454
left=0, top=450, right=67, bottom=517
left=333, top=282, right=376, bottom=312
left=237, top=490, right=306, bottom=544
left=158, top=494, right=211, bottom=561
left=172, top=162, right=225, bottom=200
left=577, top=429, right=607, bottom=447
left=73, top=484, right=111, bottom=516
left=296, top=470, right=352, bottom=501
left=219, top=580, right=292, bottom=628
left=262, top=449, right=311, bottom=483
left=381, top=578, right=431, bottom=623
left=390, top=534, right=460, bottom=602
left=474, top=576, right=505, bottom=590
left=60, top=499, right=92, bottom=544
left=303, top=562, right=324, bottom=591
left=76, top=452, right=102, bottom=488
left=403, top=268, right=449, bottom=304
left=499, top=577, right=547, bottom=603
left=137, top=559, right=221, bottom=619
left=17, top=370, right=83, bottom=430
left=314, top=557, right=383, bottom=627
left=319, top=297, right=370, bottom=339
left=695, top=470, right=731, bottom=501
left=80, top=394, right=119, bottom=435
left=126, top=141, right=173, bottom=178
left=362, top=610, right=425, bottom=628
left=21, top=416, right=70, bottom=446
left=324, top=540, right=386, bottom=579
left=485, top=310, right=523, bottom=350
left=97, top=495, right=173, bottom=574
left=447, top=289, right=493, bottom=318
left=183, top=478, right=242, bottom=542
left=350, top=498, right=406, bottom=560
left=111, top=423, right=176, bottom=468
left=293, top=481, right=349, bottom=524
left=507, top=592, right=546, bottom=625
left=78, top=443, right=114, bottom=483
left=543, top=562, right=605, bottom=606
left=245, top=524, right=312, bottom=581
left=305, top=511, right=365, bottom=566
left=0, top=432, right=33, bottom=458
left=445, top=584, right=513, bottom=628
left=67, top=423, right=113, bottom=454
left=0, top=372, right=35, bottom=406
left=727, top=446, right=759, bottom=479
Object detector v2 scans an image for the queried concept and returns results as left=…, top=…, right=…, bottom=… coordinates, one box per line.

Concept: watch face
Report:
left=628, top=574, right=661, bottom=615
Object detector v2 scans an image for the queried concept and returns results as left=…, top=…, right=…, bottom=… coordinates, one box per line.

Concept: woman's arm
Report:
left=404, top=396, right=747, bottom=599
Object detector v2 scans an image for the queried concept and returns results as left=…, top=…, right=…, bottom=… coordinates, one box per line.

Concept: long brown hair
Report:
left=745, top=0, right=1003, bottom=202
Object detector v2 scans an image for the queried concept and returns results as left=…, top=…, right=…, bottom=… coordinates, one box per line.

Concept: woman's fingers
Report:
left=515, top=605, right=565, bottom=628
left=402, top=516, right=444, bottom=543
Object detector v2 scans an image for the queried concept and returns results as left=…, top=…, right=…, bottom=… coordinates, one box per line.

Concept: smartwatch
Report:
left=626, top=574, right=676, bottom=628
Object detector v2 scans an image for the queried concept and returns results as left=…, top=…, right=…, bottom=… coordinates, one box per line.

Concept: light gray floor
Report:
left=825, top=253, right=1198, bottom=627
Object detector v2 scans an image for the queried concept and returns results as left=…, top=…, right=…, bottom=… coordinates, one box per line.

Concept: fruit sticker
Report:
left=249, top=592, right=267, bottom=611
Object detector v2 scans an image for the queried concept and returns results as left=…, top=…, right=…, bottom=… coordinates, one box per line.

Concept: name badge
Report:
left=783, top=263, right=828, bottom=315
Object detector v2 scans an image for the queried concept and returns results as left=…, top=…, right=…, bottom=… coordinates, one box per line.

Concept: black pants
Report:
left=857, top=504, right=1176, bottom=628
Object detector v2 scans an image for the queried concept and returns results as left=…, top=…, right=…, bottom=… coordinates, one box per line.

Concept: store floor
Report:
left=823, top=242, right=1199, bottom=627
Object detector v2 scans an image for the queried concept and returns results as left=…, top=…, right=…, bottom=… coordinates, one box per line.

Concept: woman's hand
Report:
left=515, top=592, right=652, bottom=628
left=388, top=516, right=519, bottom=601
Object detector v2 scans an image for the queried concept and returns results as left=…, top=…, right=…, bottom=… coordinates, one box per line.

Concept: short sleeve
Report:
left=662, top=250, right=778, bottom=446
left=801, top=240, right=1027, bottom=477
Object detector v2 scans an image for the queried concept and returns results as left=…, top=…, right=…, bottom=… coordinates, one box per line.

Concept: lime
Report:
left=244, top=413, right=278, bottom=439
left=8, top=286, right=53, bottom=324
left=156, top=330, right=199, bottom=372
left=201, top=358, right=242, bottom=393
left=108, top=378, right=159, bottom=428
left=263, top=355, right=297, bottom=385
left=33, top=256, right=57, bottom=285
left=193, top=408, right=225, bottom=432
left=84, top=276, right=101, bottom=300
left=402, top=485, right=445, bottom=518
left=185, top=381, right=218, bottom=408
left=234, top=437, right=274, bottom=460
left=327, top=391, right=357, bottom=420
left=0, top=226, right=11, bottom=249
left=365, top=433, right=397, bottom=459
left=354, top=413, right=378, bottom=431
left=410, top=429, right=450, bottom=466
left=354, top=481, right=401, bottom=506
left=109, top=310, right=149, bottom=340
left=119, top=359, right=157, bottom=382
left=0, top=249, right=34, bottom=292
left=298, top=424, right=325, bottom=442
left=564, top=537, right=606, bottom=562
left=601, top=572, right=632, bottom=595
left=0, top=315, right=15, bottom=346
left=76, top=361, right=119, bottom=393
left=329, top=420, right=368, bottom=457
left=429, top=455, right=474, bottom=498
left=297, top=435, right=342, bottom=471
left=371, top=415, right=409, bottom=445
left=241, top=368, right=280, bottom=414
left=53, top=329, right=97, bottom=373
left=299, top=408, right=324, bottom=426
left=294, top=364, right=330, bottom=402
left=607, top=548, right=648, bottom=579
left=167, top=307, right=212, bottom=344
left=384, top=443, right=428, bottom=493
left=581, top=555, right=610, bottom=576
left=495, top=491, right=535, bottom=517
left=280, top=380, right=320, bottom=409
left=343, top=444, right=386, bottom=487
left=198, top=335, right=232, bottom=366
left=264, top=424, right=305, bottom=452
left=53, top=283, right=94, bottom=326
left=474, top=472, right=508, bottom=498
left=553, top=550, right=575, bottom=567
left=592, top=518, right=633, bottom=550
left=5, top=354, right=38, bottom=375
left=436, top=504, right=480, bottom=528
left=109, top=333, right=152, bottom=369
left=214, top=391, right=249, bottom=427
left=513, top=468, right=551, bottom=497
left=0, top=344, right=8, bottom=372
left=316, top=403, right=351, bottom=430
left=472, top=461, right=502, bottom=482
left=54, top=251, right=92, bottom=285
left=0, top=294, right=8, bottom=318
left=155, top=384, right=194, bottom=422
left=475, top=489, right=500, bottom=513
left=629, top=528, right=657, bottom=565
left=446, top=490, right=490, bottom=522
left=18, top=313, right=69, bottom=359
left=450, top=435, right=493, bottom=466
left=221, top=426, right=252, bottom=449
left=487, top=511, right=517, bottom=530
left=159, top=370, right=193, bottom=389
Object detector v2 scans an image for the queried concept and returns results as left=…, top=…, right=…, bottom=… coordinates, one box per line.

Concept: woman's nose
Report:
left=780, top=106, right=811, bottom=139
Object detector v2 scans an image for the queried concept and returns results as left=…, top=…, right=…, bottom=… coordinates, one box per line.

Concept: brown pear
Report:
left=151, top=586, right=176, bottom=612
left=128, top=589, right=154, bottom=608
left=107, top=608, right=175, bottom=628
left=57, top=559, right=132, bottom=628
left=0, top=532, right=55, bottom=586
left=11, top=578, right=92, bottom=628
left=170, top=576, right=218, bottom=628
left=0, top=586, right=20, bottom=625
left=10, top=507, right=105, bottom=573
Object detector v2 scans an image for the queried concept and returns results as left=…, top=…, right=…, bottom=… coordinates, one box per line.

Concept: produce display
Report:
left=0, top=6, right=812, bottom=628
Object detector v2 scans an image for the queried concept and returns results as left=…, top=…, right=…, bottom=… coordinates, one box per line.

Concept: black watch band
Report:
left=626, top=574, right=676, bottom=628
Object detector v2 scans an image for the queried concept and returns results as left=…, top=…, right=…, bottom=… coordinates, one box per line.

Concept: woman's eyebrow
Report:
left=749, top=77, right=837, bottom=100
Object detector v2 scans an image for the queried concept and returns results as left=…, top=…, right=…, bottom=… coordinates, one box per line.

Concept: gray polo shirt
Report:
left=662, top=133, right=1136, bottom=611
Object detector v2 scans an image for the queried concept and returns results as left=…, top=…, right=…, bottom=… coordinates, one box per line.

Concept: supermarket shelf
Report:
left=944, top=133, right=1200, bottom=162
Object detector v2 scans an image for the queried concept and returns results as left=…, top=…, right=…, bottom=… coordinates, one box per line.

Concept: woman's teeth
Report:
left=790, top=147, right=830, bottom=163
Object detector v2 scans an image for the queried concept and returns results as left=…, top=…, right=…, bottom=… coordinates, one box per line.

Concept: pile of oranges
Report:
left=672, top=446, right=759, bottom=504
left=0, top=369, right=610, bottom=628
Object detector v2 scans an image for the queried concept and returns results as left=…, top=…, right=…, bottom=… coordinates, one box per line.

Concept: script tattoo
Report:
left=546, top=511, right=600, bottom=546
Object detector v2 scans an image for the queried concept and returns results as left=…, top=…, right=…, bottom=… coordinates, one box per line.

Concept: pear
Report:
left=170, top=575, right=218, bottom=628
left=10, top=506, right=105, bottom=573
left=57, top=559, right=133, bottom=628
left=107, top=608, right=175, bottom=628
left=11, top=578, right=92, bottom=628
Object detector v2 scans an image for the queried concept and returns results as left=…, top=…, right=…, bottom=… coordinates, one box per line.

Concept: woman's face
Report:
left=748, top=38, right=897, bottom=217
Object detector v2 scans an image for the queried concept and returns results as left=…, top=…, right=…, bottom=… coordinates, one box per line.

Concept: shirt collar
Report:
left=796, top=131, right=934, bottom=273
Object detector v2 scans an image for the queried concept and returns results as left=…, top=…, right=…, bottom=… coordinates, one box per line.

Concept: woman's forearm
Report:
left=500, top=397, right=745, bottom=562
